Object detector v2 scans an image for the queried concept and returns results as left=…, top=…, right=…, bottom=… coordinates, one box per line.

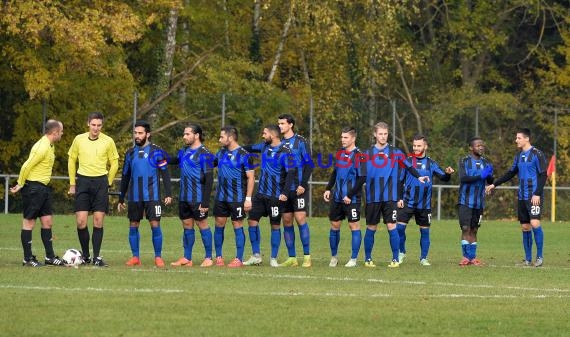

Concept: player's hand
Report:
left=445, top=166, right=455, bottom=174
left=397, top=200, right=404, bottom=208
left=418, top=176, right=430, bottom=183
left=9, top=184, right=22, bottom=194
left=244, top=199, right=252, bottom=212
left=485, top=184, right=495, bottom=195
left=323, top=190, right=331, bottom=202
left=342, top=196, right=351, bottom=205
left=198, top=204, right=209, bottom=213
left=481, top=165, right=493, bottom=179
left=278, top=194, right=288, bottom=201
left=117, top=202, right=126, bottom=212
left=531, top=195, right=541, bottom=206
left=164, top=197, right=172, bottom=205
left=68, top=185, right=76, bottom=195
left=296, top=186, right=305, bottom=196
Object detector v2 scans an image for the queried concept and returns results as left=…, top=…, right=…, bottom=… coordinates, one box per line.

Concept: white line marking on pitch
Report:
left=2, top=284, right=568, bottom=299
left=0, top=284, right=183, bottom=294
left=130, top=269, right=570, bottom=294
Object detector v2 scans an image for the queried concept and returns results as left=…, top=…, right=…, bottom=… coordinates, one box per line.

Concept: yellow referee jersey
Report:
left=68, top=132, right=119, bottom=185
left=17, top=135, right=55, bottom=186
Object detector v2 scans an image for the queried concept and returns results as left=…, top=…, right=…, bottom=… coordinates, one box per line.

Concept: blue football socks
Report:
left=129, top=226, right=140, bottom=257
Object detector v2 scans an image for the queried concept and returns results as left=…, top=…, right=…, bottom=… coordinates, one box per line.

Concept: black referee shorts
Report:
left=74, top=175, right=109, bottom=213
left=22, top=181, right=53, bottom=219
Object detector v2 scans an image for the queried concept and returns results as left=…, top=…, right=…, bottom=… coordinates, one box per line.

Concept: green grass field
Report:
left=1, top=214, right=569, bottom=337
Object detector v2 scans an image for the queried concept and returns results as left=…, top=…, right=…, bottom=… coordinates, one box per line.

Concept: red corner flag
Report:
left=547, top=155, right=556, bottom=177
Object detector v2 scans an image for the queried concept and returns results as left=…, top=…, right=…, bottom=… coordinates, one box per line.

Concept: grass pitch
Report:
left=1, top=213, right=569, bottom=337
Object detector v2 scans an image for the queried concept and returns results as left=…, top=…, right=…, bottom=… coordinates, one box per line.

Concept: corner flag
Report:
left=548, top=155, right=556, bottom=222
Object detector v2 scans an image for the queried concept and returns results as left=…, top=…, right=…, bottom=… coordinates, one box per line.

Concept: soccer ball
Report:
left=62, top=249, right=83, bottom=267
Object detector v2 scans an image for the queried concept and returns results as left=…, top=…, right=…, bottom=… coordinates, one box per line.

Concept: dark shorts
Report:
left=397, top=206, right=431, bottom=227
left=213, top=200, right=246, bottom=221
left=458, top=205, right=482, bottom=228
left=518, top=199, right=543, bottom=223
left=128, top=201, right=162, bottom=222
left=281, top=190, right=308, bottom=214
left=74, top=175, right=108, bottom=213
left=179, top=201, right=208, bottom=221
left=22, top=181, right=53, bottom=219
left=248, top=194, right=282, bottom=225
left=329, top=202, right=361, bottom=222
left=365, top=202, right=398, bottom=225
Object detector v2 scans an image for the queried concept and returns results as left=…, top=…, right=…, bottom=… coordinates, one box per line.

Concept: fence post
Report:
left=436, top=185, right=442, bottom=221
left=4, top=175, right=9, bottom=214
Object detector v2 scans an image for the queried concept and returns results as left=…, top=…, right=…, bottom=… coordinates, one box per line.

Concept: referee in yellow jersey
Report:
left=10, top=120, right=65, bottom=267
left=68, top=112, right=119, bottom=267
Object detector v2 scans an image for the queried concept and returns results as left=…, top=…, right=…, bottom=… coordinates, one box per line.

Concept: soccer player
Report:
left=323, top=126, right=366, bottom=267
left=277, top=114, right=313, bottom=267
left=117, top=120, right=172, bottom=268
left=213, top=126, right=255, bottom=268
left=364, top=122, right=428, bottom=268
left=68, top=112, right=119, bottom=267
left=10, top=120, right=65, bottom=267
left=486, top=128, right=546, bottom=267
left=396, top=134, right=454, bottom=266
left=242, top=124, right=295, bottom=267
left=457, top=137, right=493, bottom=266
left=168, top=124, right=215, bottom=268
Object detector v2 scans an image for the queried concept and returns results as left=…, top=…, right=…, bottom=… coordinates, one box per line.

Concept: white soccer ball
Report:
left=62, top=249, right=83, bottom=267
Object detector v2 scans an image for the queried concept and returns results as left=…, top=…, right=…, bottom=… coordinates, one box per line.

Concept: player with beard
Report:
left=169, top=124, right=215, bottom=267
left=396, top=134, right=454, bottom=266
left=118, top=120, right=172, bottom=267
left=242, top=124, right=295, bottom=267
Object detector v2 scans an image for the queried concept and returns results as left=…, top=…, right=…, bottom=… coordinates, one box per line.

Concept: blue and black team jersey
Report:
left=120, top=143, right=172, bottom=202
left=281, top=133, right=312, bottom=191
left=402, top=156, right=450, bottom=210
left=327, top=148, right=367, bottom=203
left=458, top=155, right=492, bottom=209
left=174, top=145, right=214, bottom=205
left=498, top=147, right=547, bottom=200
left=365, top=145, right=410, bottom=203
left=244, top=142, right=295, bottom=199
left=215, top=147, right=254, bottom=202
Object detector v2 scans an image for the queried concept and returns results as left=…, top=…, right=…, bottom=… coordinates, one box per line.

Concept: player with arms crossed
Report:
left=396, top=135, right=454, bottom=266
left=213, top=126, right=255, bottom=268
left=68, top=112, right=119, bottom=267
left=323, top=126, right=366, bottom=267
left=457, top=137, right=493, bottom=266
left=11, top=120, right=65, bottom=267
left=168, top=124, right=215, bottom=267
left=118, top=120, right=172, bottom=268
left=277, top=114, right=313, bottom=267
left=486, top=128, right=546, bottom=267
left=364, top=122, right=429, bottom=268
left=242, top=124, right=296, bottom=267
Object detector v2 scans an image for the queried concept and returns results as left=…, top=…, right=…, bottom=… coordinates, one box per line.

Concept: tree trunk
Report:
left=223, top=0, right=230, bottom=47
left=179, top=0, right=190, bottom=110
left=250, top=0, right=262, bottom=63
left=395, top=59, right=422, bottom=134
left=267, top=0, right=294, bottom=83
left=149, top=8, right=179, bottom=126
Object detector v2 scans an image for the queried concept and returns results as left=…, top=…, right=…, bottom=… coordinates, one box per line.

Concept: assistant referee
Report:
left=11, top=120, right=65, bottom=267
left=68, top=112, right=119, bottom=267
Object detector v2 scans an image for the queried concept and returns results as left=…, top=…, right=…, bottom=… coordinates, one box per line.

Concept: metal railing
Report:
left=2, top=174, right=569, bottom=220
